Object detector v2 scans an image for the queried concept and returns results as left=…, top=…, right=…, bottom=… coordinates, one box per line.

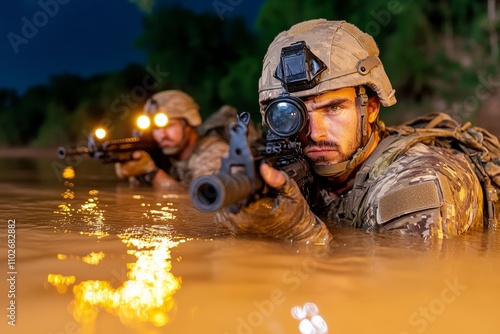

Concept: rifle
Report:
left=189, top=111, right=313, bottom=213
left=57, top=130, right=158, bottom=164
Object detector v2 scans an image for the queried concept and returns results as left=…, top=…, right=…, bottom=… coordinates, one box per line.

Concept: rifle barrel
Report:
left=189, top=172, right=254, bottom=212
left=57, top=146, right=89, bottom=159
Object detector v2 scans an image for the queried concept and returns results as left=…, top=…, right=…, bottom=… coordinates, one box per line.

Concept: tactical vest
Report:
left=338, top=113, right=500, bottom=229
left=170, top=135, right=227, bottom=185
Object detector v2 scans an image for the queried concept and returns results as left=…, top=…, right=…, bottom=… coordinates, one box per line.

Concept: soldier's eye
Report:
left=328, top=105, right=341, bottom=113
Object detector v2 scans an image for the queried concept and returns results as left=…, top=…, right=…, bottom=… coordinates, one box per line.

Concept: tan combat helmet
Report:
left=144, top=90, right=202, bottom=127
left=258, top=19, right=396, bottom=117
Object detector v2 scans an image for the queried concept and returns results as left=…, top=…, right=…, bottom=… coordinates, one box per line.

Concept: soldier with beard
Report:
left=115, top=90, right=230, bottom=189
left=215, top=19, right=499, bottom=243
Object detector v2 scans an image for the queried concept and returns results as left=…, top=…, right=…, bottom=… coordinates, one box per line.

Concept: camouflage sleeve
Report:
left=360, top=143, right=484, bottom=239
left=214, top=174, right=333, bottom=246
left=187, top=137, right=229, bottom=181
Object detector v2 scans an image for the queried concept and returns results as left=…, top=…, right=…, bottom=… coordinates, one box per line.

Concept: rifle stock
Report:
left=189, top=112, right=312, bottom=213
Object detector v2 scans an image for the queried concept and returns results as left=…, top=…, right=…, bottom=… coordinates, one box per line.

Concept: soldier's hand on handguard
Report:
left=215, top=162, right=332, bottom=247
left=114, top=150, right=157, bottom=179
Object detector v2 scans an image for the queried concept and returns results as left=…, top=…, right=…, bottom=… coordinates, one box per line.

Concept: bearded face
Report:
left=152, top=118, right=190, bottom=156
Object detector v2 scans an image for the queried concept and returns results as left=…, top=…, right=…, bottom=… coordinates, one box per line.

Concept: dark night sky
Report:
left=0, top=0, right=264, bottom=94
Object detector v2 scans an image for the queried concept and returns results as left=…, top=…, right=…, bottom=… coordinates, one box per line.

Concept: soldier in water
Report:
left=215, top=19, right=499, bottom=243
left=115, top=90, right=230, bottom=188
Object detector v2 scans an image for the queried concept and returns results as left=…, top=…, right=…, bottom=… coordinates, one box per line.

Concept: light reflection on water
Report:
left=71, top=225, right=182, bottom=329
left=1, top=157, right=500, bottom=334
left=49, top=167, right=187, bottom=329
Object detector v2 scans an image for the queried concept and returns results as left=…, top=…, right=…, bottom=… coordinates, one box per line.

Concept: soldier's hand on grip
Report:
left=114, top=150, right=157, bottom=179
left=215, top=162, right=332, bottom=245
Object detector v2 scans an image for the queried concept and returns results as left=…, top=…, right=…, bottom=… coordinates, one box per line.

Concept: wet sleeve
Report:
left=215, top=174, right=333, bottom=245
left=365, top=144, right=484, bottom=238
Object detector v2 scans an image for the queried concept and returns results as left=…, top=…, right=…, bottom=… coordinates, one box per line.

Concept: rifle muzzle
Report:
left=189, top=172, right=253, bottom=212
left=57, top=146, right=89, bottom=159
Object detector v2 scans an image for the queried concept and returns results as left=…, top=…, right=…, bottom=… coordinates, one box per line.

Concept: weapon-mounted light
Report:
left=137, top=115, right=151, bottom=130
left=94, top=128, right=107, bottom=140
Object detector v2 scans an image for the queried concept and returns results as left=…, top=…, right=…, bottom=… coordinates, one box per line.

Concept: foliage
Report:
left=0, top=0, right=498, bottom=147
left=133, top=5, right=258, bottom=119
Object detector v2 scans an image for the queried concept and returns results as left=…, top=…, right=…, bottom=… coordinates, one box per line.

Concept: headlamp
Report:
left=154, top=113, right=168, bottom=127
left=139, top=98, right=170, bottom=128
left=135, top=113, right=170, bottom=129
left=264, top=94, right=307, bottom=138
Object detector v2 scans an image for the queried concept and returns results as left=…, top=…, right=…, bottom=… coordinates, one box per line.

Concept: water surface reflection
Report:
left=0, top=156, right=499, bottom=334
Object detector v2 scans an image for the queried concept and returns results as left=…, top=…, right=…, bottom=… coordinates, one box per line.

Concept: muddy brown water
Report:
left=0, top=155, right=499, bottom=334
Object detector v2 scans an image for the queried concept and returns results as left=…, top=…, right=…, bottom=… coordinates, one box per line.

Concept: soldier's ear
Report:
left=367, top=96, right=380, bottom=124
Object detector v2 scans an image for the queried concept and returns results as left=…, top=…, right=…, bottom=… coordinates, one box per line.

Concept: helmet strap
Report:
left=356, top=85, right=369, bottom=139
left=312, top=85, right=373, bottom=178
left=312, top=132, right=376, bottom=177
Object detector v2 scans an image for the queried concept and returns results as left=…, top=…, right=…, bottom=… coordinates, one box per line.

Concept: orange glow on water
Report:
left=70, top=227, right=182, bottom=328
left=62, top=166, right=75, bottom=180
left=51, top=181, right=183, bottom=328
left=81, top=251, right=105, bottom=265
left=47, top=274, right=76, bottom=294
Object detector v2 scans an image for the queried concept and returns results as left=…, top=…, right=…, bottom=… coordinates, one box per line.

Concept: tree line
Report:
left=1, top=0, right=498, bottom=147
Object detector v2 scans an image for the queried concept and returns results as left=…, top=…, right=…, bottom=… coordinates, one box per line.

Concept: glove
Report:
left=215, top=164, right=332, bottom=245
left=114, top=151, right=157, bottom=179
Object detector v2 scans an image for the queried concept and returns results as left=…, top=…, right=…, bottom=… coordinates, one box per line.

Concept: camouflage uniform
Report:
left=217, top=134, right=486, bottom=242
left=313, top=139, right=484, bottom=239
left=136, top=91, right=232, bottom=187
left=169, top=135, right=228, bottom=186
left=215, top=19, right=496, bottom=243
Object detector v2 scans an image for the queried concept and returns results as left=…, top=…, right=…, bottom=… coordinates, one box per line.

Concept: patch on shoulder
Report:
left=378, top=181, right=442, bottom=224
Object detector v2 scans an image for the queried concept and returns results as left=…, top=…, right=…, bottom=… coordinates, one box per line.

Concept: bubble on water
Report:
left=299, top=319, right=315, bottom=334
left=303, top=302, right=319, bottom=316
left=292, top=302, right=328, bottom=334
left=310, top=315, right=328, bottom=333
left=291, top=305, right=307, bottom=320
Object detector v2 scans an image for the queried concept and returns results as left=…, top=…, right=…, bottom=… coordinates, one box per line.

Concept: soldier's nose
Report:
left=307, top=112, right=327, bottom=142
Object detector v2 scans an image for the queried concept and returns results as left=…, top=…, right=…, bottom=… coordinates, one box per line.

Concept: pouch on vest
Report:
left=382, top=112, right=500, bottom=228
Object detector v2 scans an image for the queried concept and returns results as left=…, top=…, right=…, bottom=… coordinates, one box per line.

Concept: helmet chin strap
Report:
left=312, top=86, right=372, bottom=178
